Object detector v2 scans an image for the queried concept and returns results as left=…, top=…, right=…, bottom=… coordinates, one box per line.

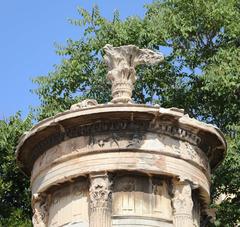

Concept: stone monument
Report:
left=16, top=44, right=226, bottom=227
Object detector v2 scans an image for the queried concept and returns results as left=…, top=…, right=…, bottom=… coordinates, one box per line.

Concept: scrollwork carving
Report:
left=89, top=173, right=112, bottom=209
left=70, top=99, right=98, bottom=111
left=172, top=180, right=194, bottom=227
left=32, top=193, right=51, bottom=227
left=103, top=44, right=164, bottom=103
left=172, top=182, right=193, bottom=214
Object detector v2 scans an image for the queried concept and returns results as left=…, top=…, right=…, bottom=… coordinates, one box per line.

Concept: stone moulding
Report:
left=15, top=104, right=227, bottom=227
left=16, top=44, right=227, bottom=227
left=16, top=105, right=226, bottom=204
left=30, top=150, right=211, bottom=202
left=16, top=105, right=226, bottom=176
left=29, top=120, right=202, bottom=164
left=29, top=129, right=210, bottom=187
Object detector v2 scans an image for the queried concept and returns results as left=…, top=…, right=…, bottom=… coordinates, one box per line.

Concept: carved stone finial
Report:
left=70, top=99, right=98, bottom=111
left=103, top=44, right=164, bottom=104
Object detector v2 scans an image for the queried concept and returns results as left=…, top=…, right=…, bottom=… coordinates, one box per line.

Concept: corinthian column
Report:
left=32, top=193, right=50, bottom=227
left=89, top=172, right=112, bottom=227
left=172, top=180, right=194, bottom=227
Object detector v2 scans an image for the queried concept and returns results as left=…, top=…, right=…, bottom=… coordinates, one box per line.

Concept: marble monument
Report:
left=16, top=44, right=226, bottom=227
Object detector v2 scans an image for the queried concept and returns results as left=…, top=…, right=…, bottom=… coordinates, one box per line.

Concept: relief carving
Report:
left=172, top=144, right=181, bottom=154
left=89, top=173, right=112, bottom=209
left=127, top=133, right=143, bottom=148
left=88, top=132, right=120, bottom=148
left=70, top=99, right=98, bottom=111
left=109, top=132, right=120, bottom=147
left=103, top=44, right=164, bottom=103
left=32, top=119, right=202, bottom=157
left=182, top=142, right=209, bottom=172
left=88, top=133, right=95, bottom=148
left=185, top=142, right=198, bottom=159
left=172, top=180, right=194, bottom=227
left=172, top=182, right=193, bottom=213
left=32, top=193, right=50, bottom=227
left=32, top=119, right=209, bottom=183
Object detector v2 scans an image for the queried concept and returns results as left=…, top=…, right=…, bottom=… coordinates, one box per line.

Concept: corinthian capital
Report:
left=172, top=180, right=194, bottom=227
left=32, top=193, right=50, bottom=227
left=89, top=172, right=112, bottom=209
left=103, top=44, right=164, bottom=104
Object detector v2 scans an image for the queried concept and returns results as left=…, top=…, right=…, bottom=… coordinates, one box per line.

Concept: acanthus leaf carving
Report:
left=172, top=180, right=194, bottom=227
left=32, top=193, right=51, bottom=227
left=89, top=173, right=112, bottom=209
left=103, top=44, right=164, bottom=103
left=172, top=181, right=193, bottom=214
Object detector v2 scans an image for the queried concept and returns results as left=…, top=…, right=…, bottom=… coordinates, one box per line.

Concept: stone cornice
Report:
left=16, top=105, right=226, bottom=176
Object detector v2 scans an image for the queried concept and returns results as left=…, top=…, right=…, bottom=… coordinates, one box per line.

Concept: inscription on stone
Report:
left=31, top=119, right=202, bottom=160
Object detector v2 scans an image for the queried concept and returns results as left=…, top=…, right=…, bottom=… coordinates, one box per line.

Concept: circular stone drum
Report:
left=16, top=104, right=226, bottom=227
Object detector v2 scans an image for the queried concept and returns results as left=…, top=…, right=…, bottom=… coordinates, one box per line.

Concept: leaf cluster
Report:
left=1, top=0, right=239, bottom=225
left=0, top=113, right=32, bottom=226
left=32, top=1, right=240, bottom=225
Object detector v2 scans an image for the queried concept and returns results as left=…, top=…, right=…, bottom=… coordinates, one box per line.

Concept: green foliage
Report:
left=0, top=0, right=237, bottom=225
left=0, top=209, right=32, bottom=227
left=201, top=47, right=240, bottom=128
left=32, top=5, right=190, bottom=119
left=0, top=113, right=32, bottom=226
left=31, top=1, right=240, bottom=225
left=211, top=128, right=240, bottom=227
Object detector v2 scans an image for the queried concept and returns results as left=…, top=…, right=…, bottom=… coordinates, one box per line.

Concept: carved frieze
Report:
left=31, top=119, right=201, bottom=156
left=32, top=120, right=209, bottom=181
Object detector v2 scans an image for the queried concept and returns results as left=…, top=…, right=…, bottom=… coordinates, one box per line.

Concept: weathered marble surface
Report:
left=16, top=45, right=226, bottom=227
left=15, top=104, right=226, bottom=227
left=103, top=44, right=163, bottom=103
left=48, top=179, right=89, bottom=226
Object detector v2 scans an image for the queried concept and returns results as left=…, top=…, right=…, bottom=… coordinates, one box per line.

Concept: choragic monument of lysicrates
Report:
left=16, top=44, right=226, bottom=227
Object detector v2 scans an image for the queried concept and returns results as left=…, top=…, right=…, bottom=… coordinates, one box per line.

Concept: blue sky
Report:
left=0, top=0, right=153, bottom=119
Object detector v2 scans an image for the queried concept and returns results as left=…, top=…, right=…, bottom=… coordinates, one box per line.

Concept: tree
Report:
left=211, top=128, right=240, bottom=226
left=0, top=113, right=32, bottom=227
left=1, top=0, right=239, bottom=226
left=33, top=1, right=240, bottom=226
